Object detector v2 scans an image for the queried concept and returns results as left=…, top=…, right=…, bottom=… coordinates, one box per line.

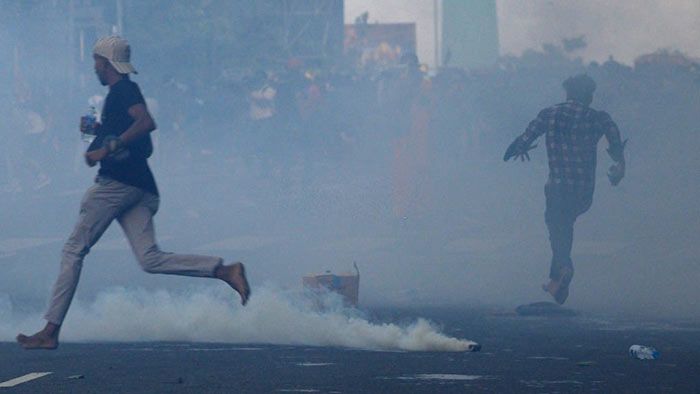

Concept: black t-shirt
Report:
left=88, top=79, right=158, bottom=196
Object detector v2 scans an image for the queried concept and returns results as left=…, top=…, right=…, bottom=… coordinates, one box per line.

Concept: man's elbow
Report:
left=144, top=117, right=157, bottom=133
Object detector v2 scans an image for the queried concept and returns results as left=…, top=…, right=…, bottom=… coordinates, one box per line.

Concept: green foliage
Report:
left=354, top=11, right=369, bottom=25
left=562, top=36, right=587, bottom=53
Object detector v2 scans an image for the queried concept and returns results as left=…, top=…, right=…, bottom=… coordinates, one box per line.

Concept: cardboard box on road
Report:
left=303, top=263, right=360, bottom=307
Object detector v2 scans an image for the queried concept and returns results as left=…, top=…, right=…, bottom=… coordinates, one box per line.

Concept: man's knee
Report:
left=138, top=248, right=165, bottom=273
left=61, top=239, right=88, bottom=262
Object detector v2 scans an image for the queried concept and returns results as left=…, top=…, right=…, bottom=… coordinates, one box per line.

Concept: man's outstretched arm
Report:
left=504, top=109, right=547, bottom=161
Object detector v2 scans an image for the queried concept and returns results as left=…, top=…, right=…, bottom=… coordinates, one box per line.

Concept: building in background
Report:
left=1, top=1, right=111, bottom=102
left=282, top=0, right=344, bottom=67
left=344, top=22, right=417, bottom=69
left=440, top=0, right=499, bottom=69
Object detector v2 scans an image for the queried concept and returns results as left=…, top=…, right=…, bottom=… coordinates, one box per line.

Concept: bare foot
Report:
left=16, top=324, right=60, bottom=350
left=542, top=279, right=561, bottom=296
left=554, top=285, right=570, bottom=305
left=542, top=267, right=573, bottom=305
left=216, top=262, right=251, bottom=305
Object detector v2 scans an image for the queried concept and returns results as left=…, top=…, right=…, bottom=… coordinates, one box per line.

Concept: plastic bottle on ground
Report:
left=629, top=345, right=659, bottom=360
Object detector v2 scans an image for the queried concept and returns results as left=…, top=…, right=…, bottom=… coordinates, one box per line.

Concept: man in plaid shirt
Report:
left=504, top=74, right=626, bottom=304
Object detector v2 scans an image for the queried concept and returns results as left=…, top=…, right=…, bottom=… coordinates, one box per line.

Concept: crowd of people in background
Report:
left=2, top=45, right=699, bottom=222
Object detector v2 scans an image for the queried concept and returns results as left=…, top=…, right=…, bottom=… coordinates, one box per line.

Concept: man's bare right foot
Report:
left=216, top=262, right=251, bottom=305
left=16, top=324, right=60, bottom=350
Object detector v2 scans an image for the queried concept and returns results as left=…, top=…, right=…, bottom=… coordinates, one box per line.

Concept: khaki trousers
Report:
left=44, top=176, right=222, bottom=325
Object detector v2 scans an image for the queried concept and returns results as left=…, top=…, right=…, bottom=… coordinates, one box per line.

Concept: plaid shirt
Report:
left=518, top=100, right=624, bottom=191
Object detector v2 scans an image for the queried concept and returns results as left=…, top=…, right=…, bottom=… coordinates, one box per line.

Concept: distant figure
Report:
left=380, top=53, right=432, bottom=219
left=17, top=36, right=250, bottom=350
left=246, top=70, right=277, bottom=173
left=8, top=99, right=51, bottom=191
left=504, top=74, right=626, bottom=304
left=248, top=70, right=276, bottom=122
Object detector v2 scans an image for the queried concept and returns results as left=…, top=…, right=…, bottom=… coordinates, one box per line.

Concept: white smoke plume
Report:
left=2, top=286, right=477, bottom=352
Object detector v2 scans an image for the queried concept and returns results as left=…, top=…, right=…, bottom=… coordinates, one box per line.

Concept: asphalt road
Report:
left=1, top=307, right=699, bottom=393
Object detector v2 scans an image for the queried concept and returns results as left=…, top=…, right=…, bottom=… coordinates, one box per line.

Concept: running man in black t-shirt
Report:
left=17, top=36, right=250, bottom=350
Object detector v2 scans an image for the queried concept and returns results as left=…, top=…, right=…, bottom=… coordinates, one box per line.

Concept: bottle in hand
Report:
left=81, top=106, right=97, bottom=143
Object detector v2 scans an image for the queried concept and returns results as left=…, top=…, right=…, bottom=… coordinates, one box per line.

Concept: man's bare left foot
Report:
left=216, top=262, right=251, bottom=305
left=553, top=284, right=570, bottom=305
left=16, top=325, right=59, bottom=350
left=542, top=279, right=564, bottom=298
left=542, top=268, right=573, bottom=305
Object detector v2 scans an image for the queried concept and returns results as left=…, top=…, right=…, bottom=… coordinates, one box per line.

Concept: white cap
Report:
left=93, top=36, right=137, bottom=74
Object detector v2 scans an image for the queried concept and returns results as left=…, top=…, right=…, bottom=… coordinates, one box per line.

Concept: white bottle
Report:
left=629, top=345, right=659, bottom=360
left=82, top=106, right=97, bottom=143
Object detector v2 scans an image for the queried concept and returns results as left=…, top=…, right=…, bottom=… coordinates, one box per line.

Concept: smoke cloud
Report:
left=3, top=287, right=477, bottom=352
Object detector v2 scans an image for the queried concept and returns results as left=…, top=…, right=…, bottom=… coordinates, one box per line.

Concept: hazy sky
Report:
left=345, top=0, right=700, bottom=67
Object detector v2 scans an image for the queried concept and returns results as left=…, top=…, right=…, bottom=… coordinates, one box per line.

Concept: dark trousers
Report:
left=544, top=185, right=593, bottom=280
